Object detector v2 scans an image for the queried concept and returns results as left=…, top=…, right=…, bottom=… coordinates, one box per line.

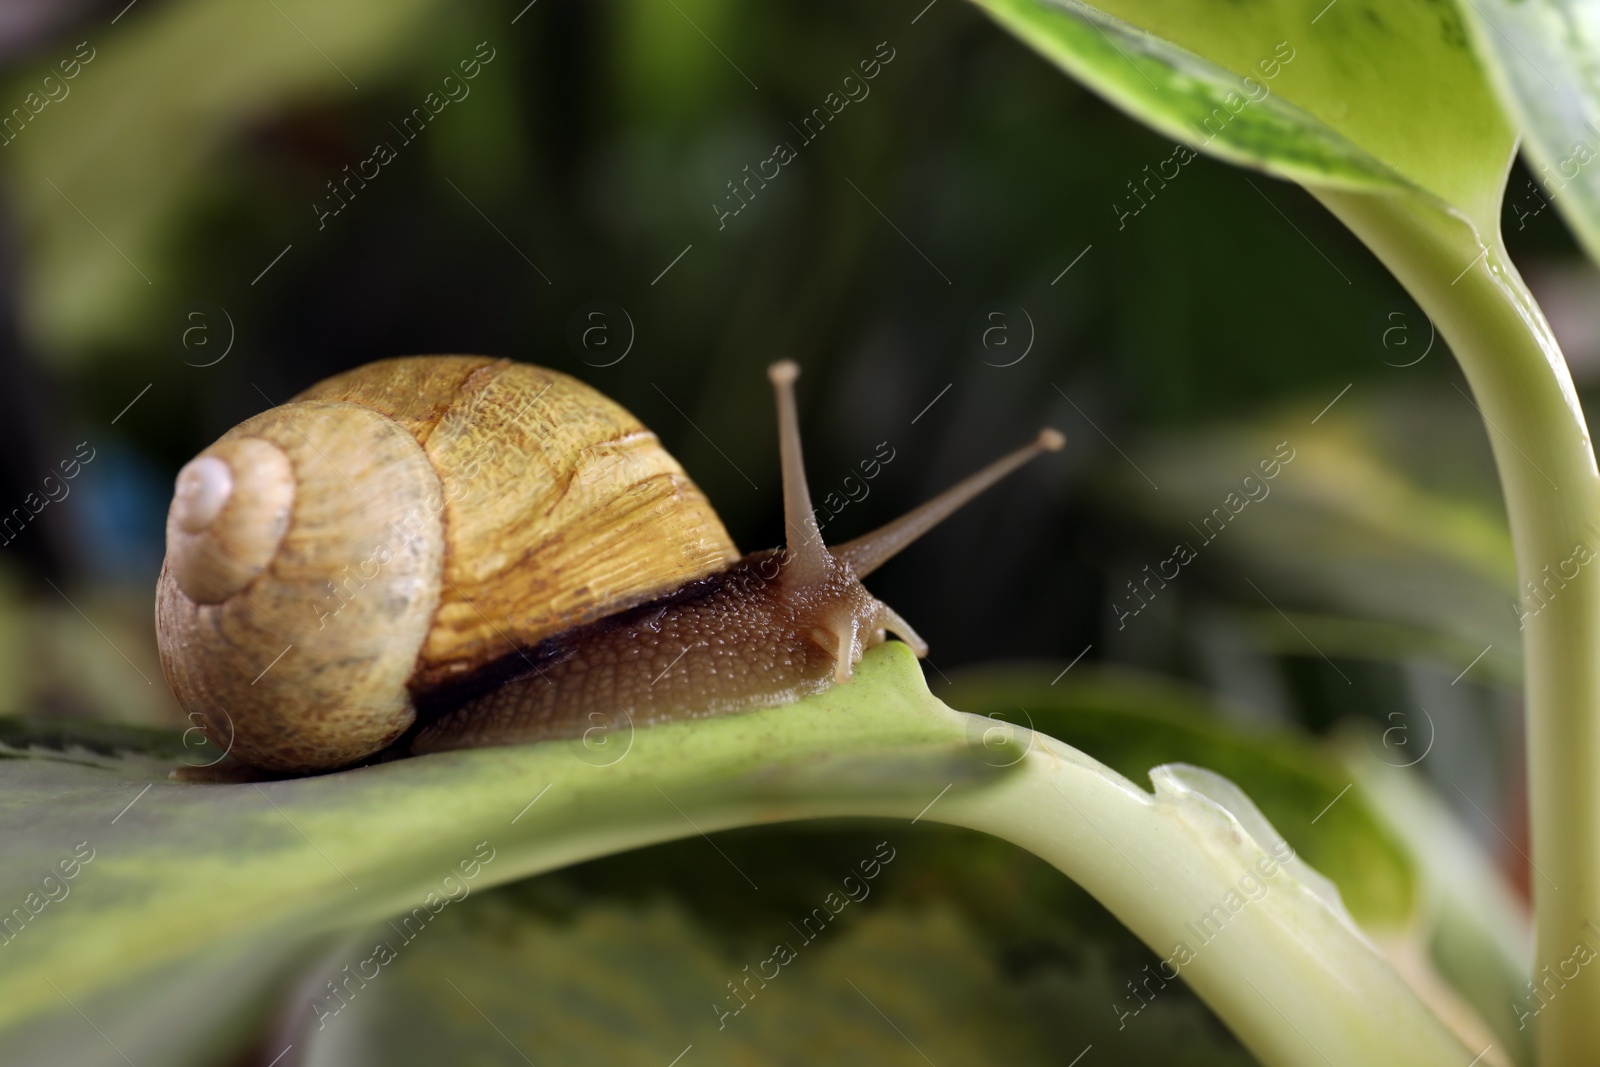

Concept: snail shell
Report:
left=156, top=356, right=738, bottom=772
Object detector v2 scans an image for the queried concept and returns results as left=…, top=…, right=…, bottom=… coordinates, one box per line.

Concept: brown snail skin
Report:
left=155, top=356, right=1062, bottom=775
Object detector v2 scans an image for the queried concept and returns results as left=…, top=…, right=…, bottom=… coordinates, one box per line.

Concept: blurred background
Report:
left=0, top=0, right=1587, bottom=1062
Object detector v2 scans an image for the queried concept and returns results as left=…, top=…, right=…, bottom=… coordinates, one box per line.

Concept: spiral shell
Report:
left=156, top=356, right=739, bottom=772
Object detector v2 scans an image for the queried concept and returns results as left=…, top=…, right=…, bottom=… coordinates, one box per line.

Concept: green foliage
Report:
left=969, top=0, right=1410, bottom=193
left=1457, top=0, right=1600, bottom=264
left=960, top=1, right=1597, bottom=1061
left=1, top=0, right=1587, bottom=1061
left=1105, top=400, right=1520, bottom=683
left=290, top=829, right=1256, bottom=1066
left=969, top=0, right=1514, bottom=228
left=0, top=647, right=1008, bottom=1064
left=0, top=646, right=1475, bottom=1066
left=946, top=664, right=1415, bottom=928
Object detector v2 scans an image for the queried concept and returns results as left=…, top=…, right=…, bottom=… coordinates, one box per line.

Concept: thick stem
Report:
left=931, top=736, right=1476, bottom=1066
left=1317, top=189, right=1600, bottom=1067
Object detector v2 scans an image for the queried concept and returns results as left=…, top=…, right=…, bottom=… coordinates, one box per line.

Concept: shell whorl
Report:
left=157, top=401, right=447, bottom=772
left=167, top=439, right=294, bottom=604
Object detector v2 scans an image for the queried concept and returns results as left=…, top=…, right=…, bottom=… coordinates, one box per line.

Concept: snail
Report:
left=156, top=356, right=1062, bottom=774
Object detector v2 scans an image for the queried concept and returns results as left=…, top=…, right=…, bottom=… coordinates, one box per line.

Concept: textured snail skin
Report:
left=411, top=549, right=896, bottom=754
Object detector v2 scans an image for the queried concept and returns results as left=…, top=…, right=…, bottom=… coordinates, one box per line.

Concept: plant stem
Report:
left=1318, top=189, right=1600, bottom=1067
left=932, top=735, right=1476, bottom=1066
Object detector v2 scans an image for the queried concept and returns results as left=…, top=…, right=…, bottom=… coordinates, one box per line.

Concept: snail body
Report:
left=156, top=356, right=1060, bottom=774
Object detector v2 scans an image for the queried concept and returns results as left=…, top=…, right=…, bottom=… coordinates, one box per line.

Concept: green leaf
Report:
left=0, top=646, right=1002, bottom=1057
left=0, top=645, right=1473, bottom=1066
left=949, top=665, right=1524, bottom=1057
left=967, top=0, right=1407, bottom=193
left=944, top=664, right=1416, bottom=929
left=288, top=843, right=1258, bottom=1067
left=1098, top=402, right=1520, bottom=680
left=1343, top=731, right=1533, bottom=1067
left=0, top=715, right=205, bottom=765
left=1455, top=0, right=1600, bottom=267
left=967, top=0, right=1515, bottom=229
